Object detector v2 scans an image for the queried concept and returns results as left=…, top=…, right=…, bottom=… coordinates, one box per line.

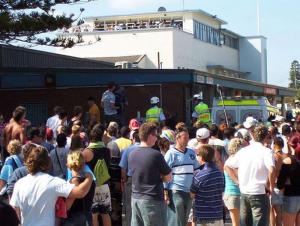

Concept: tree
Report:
left=0, top=0, right=89, bottom=47
left=289, top=60, right=300, bottom=89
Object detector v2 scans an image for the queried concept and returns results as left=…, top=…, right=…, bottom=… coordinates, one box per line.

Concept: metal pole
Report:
left=217, top=84, right=229, bottom=126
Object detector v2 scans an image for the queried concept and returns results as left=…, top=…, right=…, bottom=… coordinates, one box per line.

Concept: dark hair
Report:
left=223, top=127, right=236, bottom=139
left=139, top=123, right=157, bottom=142
left=12, top=106, right=26, bottom=122
left=120, top=126, right=130, bottom=138
left=158, top=137, right=170, bottom=154
left=174, top=122, right=188, bottom=139
left=56, top=133, right=67, bottom=148
left=108, top=82, right=116, bottom=90
left=197, top=145, right=215, bottom=162
left=107, top=125, right=118, bottom=137
left=132, top=131, right=140, bottom=143
left=22, top=143, right=38, bottom=162
left=281, top=124, right=291, bottom=136
left=28, top=127, right=43, bottom=140
left=26, top=146, right=51, bottom=174
left=53, top=106, right=62, bottom=115
left=59, top=110, right=67, bottom=120
left=88, top=96, right=95, bottom=102
left=90, top=127, right=104, bottom=142
left=73, top=106, right=83, bottom=117
left=70, top=135, right=84, bottom=150
left=273, top=137, right=284, bottom=149
left=253, top=125, right=269, bottom=143
left=210, top=124, right=219, bottom=137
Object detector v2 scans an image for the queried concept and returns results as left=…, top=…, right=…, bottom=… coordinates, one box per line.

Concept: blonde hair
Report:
left=7, top=139, right=22, bottom=155
left=228, top=138, right=244, bottom=155
left=67, top=151, right=85, bottom=172
left=72, top=125, right=81, bottom=135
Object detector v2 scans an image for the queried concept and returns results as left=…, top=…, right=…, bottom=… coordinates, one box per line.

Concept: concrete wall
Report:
left=239, top=36, right=268, bottom=83
left=58, top=29, right=174, bottom=69
left=172, top=30, right=239, bottom=71
left=58, top=29, right=239, bottom=72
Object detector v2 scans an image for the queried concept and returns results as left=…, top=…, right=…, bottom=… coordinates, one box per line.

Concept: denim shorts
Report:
left=283, top=196, right=300, bottom=214
left=223, top=195, right=240, bottom=210
left=270, top=188, right=283, bottom=206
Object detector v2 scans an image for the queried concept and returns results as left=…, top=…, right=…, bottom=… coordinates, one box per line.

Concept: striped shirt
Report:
left=164, top=147, right=200, bottom=192
left=190, top=162, right=224, bottom=223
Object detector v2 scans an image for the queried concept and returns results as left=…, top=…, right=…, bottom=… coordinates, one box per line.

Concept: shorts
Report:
left=223, top=195, right=240, bottom=210
left=196, top=219, right=224, bottom=226
left=283, top=196, right=300, bottom=214
left=91, top=184, right=112, bottom=214
left=270, top=188, right=283, bottom=206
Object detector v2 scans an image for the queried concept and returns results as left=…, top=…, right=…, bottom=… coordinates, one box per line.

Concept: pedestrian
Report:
left=88, top=97, right=101, bottom=130
left=145, top=96, right=166, bottom=125
left=128, top=122, right=172, bottom=226
left=223, top=138, right=244, bottom=226
left=190, top=145, right=225, bottom=226
left=164, top=124, right=200, bottom=226
left=9, top=146, right=93, bottom=226
left=225, top=125, right=275, bottom=226
left=46, top=106, right=62, bottom=139
left=101, top=82, right=119, bottom=126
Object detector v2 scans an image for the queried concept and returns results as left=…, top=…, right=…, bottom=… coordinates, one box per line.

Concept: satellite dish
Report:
left=158, top=7, right=167, bottom=12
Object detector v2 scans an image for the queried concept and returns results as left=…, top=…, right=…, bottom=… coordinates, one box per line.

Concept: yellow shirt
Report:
left=89, top=104, right=100, bottom=123
left=115, top=137, right=132, bottom=152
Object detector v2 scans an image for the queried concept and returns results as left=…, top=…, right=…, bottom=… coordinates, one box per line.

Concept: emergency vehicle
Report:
left=211, top=96, right=279, bottom=124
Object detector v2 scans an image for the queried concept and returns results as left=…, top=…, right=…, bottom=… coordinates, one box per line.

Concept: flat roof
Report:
left=84, top=9, right=227, bottom=25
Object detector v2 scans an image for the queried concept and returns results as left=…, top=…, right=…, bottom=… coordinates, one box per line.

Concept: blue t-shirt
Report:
left=66, top=164, right=96, bottom=181
left=119, top=143, right=140, bottom=176
left=224, top=171, right=240, bottom=195
left=101, top=90, right=117, bottom=115
left=128, top=147, right=171, bottom=200
left=164, top=147, right=200, bottom=192
left=0, top=155, right=23, bottom=182
left=190, top=162, right=224, bottom=224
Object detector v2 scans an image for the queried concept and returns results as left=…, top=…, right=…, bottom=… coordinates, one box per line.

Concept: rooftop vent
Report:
left=158, top=7, right=166, bottom=12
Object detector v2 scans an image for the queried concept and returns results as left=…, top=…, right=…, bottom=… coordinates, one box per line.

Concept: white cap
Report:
left=243, top=116, right=258, bottom=129
left=234, top=128, right=250, bottom=140
left=150, top=96, right=159, bottom=104
left=272, top=115, right=285, bottom=123
left=196, top=128, right=210, bottom=140
left=193, top=92, right=203, bottom=100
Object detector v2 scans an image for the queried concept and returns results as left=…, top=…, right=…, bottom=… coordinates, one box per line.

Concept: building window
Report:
left=193, top=20, right=220, bottom=45
left=222, top=33, right=239, bottom=49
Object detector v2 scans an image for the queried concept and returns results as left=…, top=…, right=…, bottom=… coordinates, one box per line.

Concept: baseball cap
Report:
left=196, top=128, right=210, bottom=140
left=243, top=116, right=258, bottom=129
left=129, top=118, right=140, bottom=130
left=272, top=115, right=285, bottom=123
left=234, top=128, right=250, bottom=140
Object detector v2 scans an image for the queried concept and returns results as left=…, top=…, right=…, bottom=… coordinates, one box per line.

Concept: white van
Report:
left=211, top=96, right=279, bottom=125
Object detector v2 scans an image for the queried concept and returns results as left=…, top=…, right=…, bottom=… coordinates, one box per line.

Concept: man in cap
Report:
left=243, top=116, right=258, bottom=142
left=145, top=96, right=166, bottom=125
left=192, top=93, right=211, bottom=125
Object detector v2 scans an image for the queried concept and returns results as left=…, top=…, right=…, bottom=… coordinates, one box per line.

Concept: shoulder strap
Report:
left=55, top=148, right=64, bottom=175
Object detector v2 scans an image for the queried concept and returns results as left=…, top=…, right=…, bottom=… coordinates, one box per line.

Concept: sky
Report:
left=42, top=0, right=300, bottom=87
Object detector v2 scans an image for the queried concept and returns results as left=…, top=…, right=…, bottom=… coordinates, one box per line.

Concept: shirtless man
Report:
left=2, top=106, right=27, bottom=159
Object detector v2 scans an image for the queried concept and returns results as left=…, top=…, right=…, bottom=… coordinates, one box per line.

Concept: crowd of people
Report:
left=0, top=89, right=300, bottom=226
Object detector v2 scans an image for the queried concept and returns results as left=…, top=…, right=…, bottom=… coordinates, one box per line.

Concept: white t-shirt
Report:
left=10, top=172, right=74, bottom=226
left=278, top=134, right=289, bottom=154
left=225, top=142, right=274, bottom=195
left=46, top=115, right=60, bottom=138
left=209, top=138, right=225, bottom=146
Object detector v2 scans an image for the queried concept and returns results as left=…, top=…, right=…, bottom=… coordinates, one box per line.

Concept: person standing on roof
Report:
left=192, top=93, right=211, bottom=125
left=145, top=96, right=166, bottom=125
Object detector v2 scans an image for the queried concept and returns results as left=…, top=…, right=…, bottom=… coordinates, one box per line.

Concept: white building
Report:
left=57, top=9, right=268, bottom=83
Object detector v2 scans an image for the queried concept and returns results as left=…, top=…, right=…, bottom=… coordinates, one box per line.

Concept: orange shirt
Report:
left=89, top=104, right=100, bottom=123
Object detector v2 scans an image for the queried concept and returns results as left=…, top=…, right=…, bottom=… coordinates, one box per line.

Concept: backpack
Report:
left=93, top=159, right=110, bottom=186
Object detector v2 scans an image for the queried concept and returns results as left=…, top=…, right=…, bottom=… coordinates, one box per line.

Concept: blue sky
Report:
left=53, top=0, right=299, bottom=87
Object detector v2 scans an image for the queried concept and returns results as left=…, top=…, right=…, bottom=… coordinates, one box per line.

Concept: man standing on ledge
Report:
left=128, top=122, right=172, bottom=226
left=101, top=82, right=119, bottom=126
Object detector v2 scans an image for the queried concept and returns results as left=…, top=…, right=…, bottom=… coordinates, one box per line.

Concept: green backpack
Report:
left=93, top=159, right=111, bottom=186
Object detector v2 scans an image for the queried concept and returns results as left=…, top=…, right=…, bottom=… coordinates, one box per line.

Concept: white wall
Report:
left=172, top=30, right=239, bottom=71
left=239, top=36, right=267, bottom=83
left=57, top=29, right=175, bottom=69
